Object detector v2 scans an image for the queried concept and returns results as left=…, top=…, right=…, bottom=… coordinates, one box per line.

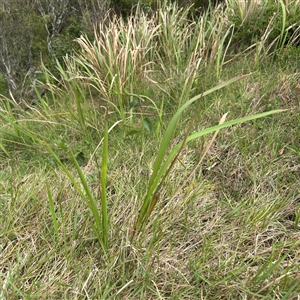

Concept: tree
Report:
left=0, top=0, right=91, bottom=101
left=0, top=0, right=40, bottom=100
left=35, top=0, right=75, bottom=60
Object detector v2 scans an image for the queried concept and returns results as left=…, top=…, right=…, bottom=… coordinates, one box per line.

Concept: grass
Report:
left=1, top=1, right=300, bottom=298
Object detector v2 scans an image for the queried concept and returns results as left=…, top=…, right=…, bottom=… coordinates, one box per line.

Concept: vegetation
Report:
left=1, top=0, right=300, bottom=298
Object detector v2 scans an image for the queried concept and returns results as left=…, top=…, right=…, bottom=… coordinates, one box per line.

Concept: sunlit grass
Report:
left=1, top=1, right=300, bottom=298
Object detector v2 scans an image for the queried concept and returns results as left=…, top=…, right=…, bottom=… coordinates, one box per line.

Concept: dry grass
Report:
left=1, top=1, right=300, bottom=299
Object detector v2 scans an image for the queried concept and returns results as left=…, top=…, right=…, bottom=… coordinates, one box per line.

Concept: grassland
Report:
left=1, top=1, right=300, bottom=299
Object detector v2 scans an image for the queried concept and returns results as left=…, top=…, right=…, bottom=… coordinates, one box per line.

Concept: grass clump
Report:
left=1, top=1, right=300, bottom=299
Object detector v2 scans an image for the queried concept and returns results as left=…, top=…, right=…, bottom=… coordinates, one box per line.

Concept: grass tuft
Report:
left=1, top=1, right=300, bottom=298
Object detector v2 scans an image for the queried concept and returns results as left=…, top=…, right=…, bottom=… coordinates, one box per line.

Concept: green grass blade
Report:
left=159, top=109, right=286, bottom=185
left=46, top=182, right=59, bottom=243
left=136, top=74, right=252, bottom=230
left=254, top=242, right=297, bottom=283
left=0, top=141, right=9, bottom=157
left=70, top=150, right=105, bottom=250
left=278, top=0, right=287, bottom=50
left=137, top=108, right=285, bottom=230
left=101, top=120, right=109, bottom=249
left=149, top=74, right=251, bottom=192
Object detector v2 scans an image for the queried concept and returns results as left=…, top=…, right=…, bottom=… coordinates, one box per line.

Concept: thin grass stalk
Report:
left=46, top=182, right=59, bottom=242
left=168, top=112, right=229, bottom=207
left=255, top=12, right=278, bottom=61
left=75, top=83, right=88, bottom=132
left=216, top=26, right=233, bottom=79
left=285, top=22, right=300, bottom=46
left=124, top=90, right=163, bottom=129
left=55, top=56, right=90, bottom=131
left=138, top=90, right=204, bottom=229
left=70, top=150, right=105, bottom=250
left=166, top=110, right=286, bottom=170
left=0, top=139, right=9, bottom=157
left=38, top=61, right=64, bottom=111
left=33, top=86, right=51, bottom=113
left=67, top=57, right=90, bottom=130
left=4, top=99, right=20, bottom=137
left=277, top=0, right=288, bottom=51
left=83, top=119, right=123, bottom=174
left=101, top=109, right=109, bottom=249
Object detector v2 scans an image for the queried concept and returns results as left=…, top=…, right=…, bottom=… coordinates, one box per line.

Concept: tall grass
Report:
left=226, top=0, right=300, bottom=61
left=74, top=9, right=159, bottom=118
left=1, top=1, right=299, bottom=298
left=45, top=2, right=237, bottom=120
left=0, top=0, right=290, bottom=246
